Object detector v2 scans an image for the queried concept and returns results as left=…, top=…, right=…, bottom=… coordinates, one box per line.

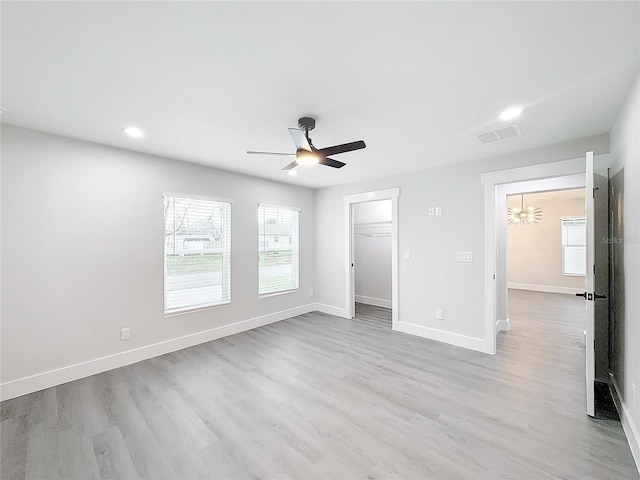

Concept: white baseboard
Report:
left=313, top=303, right=349, bottom=319
left=496, top=318, right=510, bottom=333
left=508, top=283, right=583, bottom=295
left=355, top=295, right=392, bottom=309
left=610, top=374, right=640, bottom=474
left=0, top=304, right=316, bottom=401
left=395, top=321, right=487, bottom=353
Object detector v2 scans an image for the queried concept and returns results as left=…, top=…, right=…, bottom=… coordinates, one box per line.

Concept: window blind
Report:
left=258, top=204, right=299, bottom=295
left=164, top=195, right=231, bottom=313
left=561, top=218, right=586, bottom=276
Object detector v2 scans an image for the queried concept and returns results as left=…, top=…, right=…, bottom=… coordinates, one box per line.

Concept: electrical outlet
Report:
left=435, top=310, right=443, bottom=320
left=121, top=328, right=130, bottom=341
left=309, top=289, right=314, bottom=297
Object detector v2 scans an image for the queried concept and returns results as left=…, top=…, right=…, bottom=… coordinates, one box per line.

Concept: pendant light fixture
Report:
left=507, top=194, right=542, bottom=225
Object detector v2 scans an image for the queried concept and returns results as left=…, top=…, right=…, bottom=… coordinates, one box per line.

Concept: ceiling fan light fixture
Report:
left=296, top=150, right=320, bottom=166
left=248, top=117, right=365, bottom=171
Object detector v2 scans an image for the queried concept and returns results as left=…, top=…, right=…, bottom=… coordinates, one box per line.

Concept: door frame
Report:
left=343, top=188, right=399, bottom=329
left=481, top=157, right=588, bottom=354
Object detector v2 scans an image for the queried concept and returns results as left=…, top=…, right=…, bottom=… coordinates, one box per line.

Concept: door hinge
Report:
left=593, top=265, right=596, bottom=275
left=593, top=187, right=597, bottom=198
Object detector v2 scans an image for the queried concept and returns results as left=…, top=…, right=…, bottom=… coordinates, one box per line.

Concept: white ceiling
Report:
left=2, top=1, right=638, bottom=189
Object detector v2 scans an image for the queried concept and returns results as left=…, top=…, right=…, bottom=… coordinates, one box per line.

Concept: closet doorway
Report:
left=353, top=199, right=393, bottom=325
left=343, top=188, right=399, bottom=329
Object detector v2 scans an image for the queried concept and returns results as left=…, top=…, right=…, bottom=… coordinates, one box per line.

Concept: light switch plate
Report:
left=457, top=252, right=473, bottom=262
left=404, top=250, right=411, bottom=260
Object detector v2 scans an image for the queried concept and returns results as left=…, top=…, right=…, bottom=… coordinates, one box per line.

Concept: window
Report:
left=258, top=204, right=299, bottom=295
left=164, top=195, right=231, bottom=314
left=561, top=218, right=586, bottom=276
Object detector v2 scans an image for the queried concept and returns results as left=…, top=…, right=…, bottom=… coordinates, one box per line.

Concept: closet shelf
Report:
left=353, top=220, right=392, bottom=227
left=354, top=220, right=392, bottom=238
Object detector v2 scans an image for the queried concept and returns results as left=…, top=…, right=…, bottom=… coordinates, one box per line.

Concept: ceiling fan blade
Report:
left=319, top=157, right=346, bottom=169
left=288, top=128, right=312, bottom=151
left=281, top=160, right=298, bottom=171
left=246, top=151, right=295, bottom=156
left=318, top=140, right=366, bottom=157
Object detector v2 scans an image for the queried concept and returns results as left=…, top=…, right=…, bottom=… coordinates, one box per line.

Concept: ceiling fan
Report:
left=247, top=117, right=366, bottom=170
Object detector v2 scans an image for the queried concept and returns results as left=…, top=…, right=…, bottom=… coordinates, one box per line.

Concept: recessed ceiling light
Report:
left=500, top=107, right=523, bottom=121
left=122, top=127, right=144, bottom=138
left=288, top=170, right=299, bottom=177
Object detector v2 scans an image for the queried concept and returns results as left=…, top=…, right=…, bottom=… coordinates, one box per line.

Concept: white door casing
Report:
left=481, top=156, right=587, bottom=355
left=343, top=188, right=399, bottom=328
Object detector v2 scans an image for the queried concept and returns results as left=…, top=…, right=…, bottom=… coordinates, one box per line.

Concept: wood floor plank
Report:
left=53, top=427, right=101, bottom=480
left=1, top=415, right=29, bottom=480
left=1, top=290, right=638, bottom=479
left=92, top=426, right=138, bottom=480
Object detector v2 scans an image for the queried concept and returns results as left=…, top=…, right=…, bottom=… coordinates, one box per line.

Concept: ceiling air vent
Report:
left=474, top=124, right=522, bottom=144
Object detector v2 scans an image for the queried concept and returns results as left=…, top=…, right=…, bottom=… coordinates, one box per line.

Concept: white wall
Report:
left=315, top=134, right=609, bottom=352
left=354, top=200, right=392, bottom=308
left=507, top=189, right=586, bottom=294
left=610, top=69, right=640, bottom=468
left=0, top=125, right=316, bottom=399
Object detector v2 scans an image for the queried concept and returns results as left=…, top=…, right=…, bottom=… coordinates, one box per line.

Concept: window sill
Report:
left=561, top=273, right=586, bottom=277
left=259, top=289, right=298, bottom=299
left=165, top=301, right=230, bottom=317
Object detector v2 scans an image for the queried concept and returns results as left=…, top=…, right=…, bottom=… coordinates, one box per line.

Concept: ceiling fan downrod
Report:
left=298, top=117, right=316, bottom=142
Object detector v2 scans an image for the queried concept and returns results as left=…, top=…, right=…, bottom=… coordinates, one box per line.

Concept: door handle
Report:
left=576, top=292, right=607, bottom=301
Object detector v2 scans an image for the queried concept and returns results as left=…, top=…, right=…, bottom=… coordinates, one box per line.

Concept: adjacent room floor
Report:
left=1, top=291, right=637, bottom=479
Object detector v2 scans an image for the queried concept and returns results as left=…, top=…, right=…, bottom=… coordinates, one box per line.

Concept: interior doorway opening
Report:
left=484, top=153, right=613, bottom=419
left=493, top=174, right=587, bottom=342
left=343, top=188, right=399, bottom=330
left=503, top=188, right=588, bottom=409
left=504, top=188, right=587, bottom=331
left=353, top=199, right=393, bottom=327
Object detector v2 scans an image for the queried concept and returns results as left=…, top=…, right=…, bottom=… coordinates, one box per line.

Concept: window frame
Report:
left=561, top=217, right=586, bottom=277
left=258, top=203, right=300, bottom=296
left=163, top=193, right=232, bottom=315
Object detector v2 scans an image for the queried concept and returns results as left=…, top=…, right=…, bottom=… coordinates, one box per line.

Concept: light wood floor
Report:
left=2, top=290, right=638, bottom=479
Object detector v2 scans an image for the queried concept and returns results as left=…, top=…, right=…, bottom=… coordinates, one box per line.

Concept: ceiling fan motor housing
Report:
left=298, top=117, right=316, bottom=132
